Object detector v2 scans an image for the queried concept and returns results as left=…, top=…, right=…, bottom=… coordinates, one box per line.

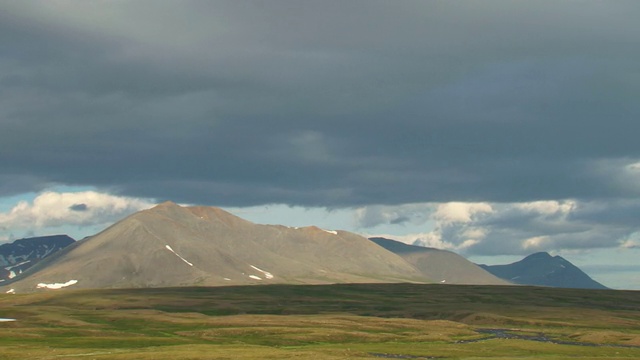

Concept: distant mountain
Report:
left=369, top=237, right=509, bottom=285
left=478, top=252, right=608, bottom=289
left=3, top=202, right=428, bottom=293
left=0, top=235, right=75, bottom=284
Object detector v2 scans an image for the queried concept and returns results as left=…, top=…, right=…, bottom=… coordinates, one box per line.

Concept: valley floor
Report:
left=1, top=283, right=639, bottom=359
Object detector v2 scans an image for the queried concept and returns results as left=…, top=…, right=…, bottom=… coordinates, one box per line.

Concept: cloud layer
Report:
left=0, top=191, right=154, bottom=241
left=2, top=1, right=640, bottom=271
left=358, top=199, right=640, bottom=256
left=1, top=1, right=639, bottom=208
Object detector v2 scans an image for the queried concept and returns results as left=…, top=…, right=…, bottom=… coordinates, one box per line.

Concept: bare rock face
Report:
left=0, top=235, right=75, bottom=284
left=3, top=202, right=426, bottom=292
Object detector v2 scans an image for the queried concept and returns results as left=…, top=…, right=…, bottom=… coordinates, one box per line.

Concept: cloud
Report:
left=620, top=232, right=640, bottom=249
left=515, top=200, right=576, bottom=215
left=363, top=199, right=640, bottom=256
left=433, top=202, right=493, bottom=224
left=628, top=162, right=640, bottom=172
left=371, top=231, right=453, bottom=251
left=0, top=191, right=155, bottom=232
left=0, top=175, right=51, bottom=197
left=354, top=204, right=432, bottom=228
left=0, top=2, right=639, bottom=207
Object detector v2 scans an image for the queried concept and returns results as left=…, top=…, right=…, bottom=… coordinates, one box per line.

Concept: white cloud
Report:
left=372, top=231, right=454, bottom=251
left=515, top=200, right=575, bottom=215
left=523, top=236, right=551, bottom=251
left=0, top=191, right=155, bottom=232
left=379, top=227, right=485, bottom=252
left=363, top=198, right=640, bottom=256
left=460, top=227, right=488, bottom=241
left=459, top=238, right=480, bottom=249
left=620, top=232, right=640, bottom=249
left=360, top=202, right=493, bottom=253
left=433, top=202, right=493, bottom=224
left=627, top=162, right=640, bottom=172
left=413, top=232, right=449, bottom=249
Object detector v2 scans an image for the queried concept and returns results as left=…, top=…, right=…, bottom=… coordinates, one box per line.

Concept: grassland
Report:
left=1, top=283, right=639, bottom=359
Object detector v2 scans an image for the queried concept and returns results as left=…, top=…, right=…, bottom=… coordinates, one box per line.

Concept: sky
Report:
left=1, top=1, right=640, bottom=289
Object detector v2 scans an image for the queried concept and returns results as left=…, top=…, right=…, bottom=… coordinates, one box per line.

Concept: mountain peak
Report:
left=480, top=252, right=608, bottom=289
left=153, top=201, right=181, bottom=208
left=3, top=206, right=426, bottom=292
left=139, top=201, right=193, bottom=220
left=186, top=205, right=254, bottom=227
left=131, top=201, right=254, bottom=231
left=524, top=252, right=553, bottom=260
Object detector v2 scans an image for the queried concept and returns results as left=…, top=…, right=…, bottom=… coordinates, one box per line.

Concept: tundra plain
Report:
left=1, top=283, right=639, bottom=359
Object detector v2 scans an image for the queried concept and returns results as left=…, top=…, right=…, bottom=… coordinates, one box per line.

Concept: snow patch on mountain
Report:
left=5, top=260, right=31, bottom=271
left=250, top=265, right=274, bottom=279
left=248, top=275, right=262, bottom=280
left=36, top=280, right=78, bottom=289
left=164, top=245, right=193, bottom=266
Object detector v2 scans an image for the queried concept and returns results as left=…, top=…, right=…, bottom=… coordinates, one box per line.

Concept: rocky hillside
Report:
left=0, top=235, right=75, bottom=284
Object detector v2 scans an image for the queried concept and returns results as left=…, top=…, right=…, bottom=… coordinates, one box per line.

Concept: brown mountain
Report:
left=3, top=202, right=427, bottom=293
left=369, top=237, right=510, bottom=285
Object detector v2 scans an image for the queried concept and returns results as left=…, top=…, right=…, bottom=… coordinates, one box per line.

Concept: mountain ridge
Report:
left=369, top=237, right=509, bottom=285
left=479, top=251, right=608, bottom=289
left=3, top=203, right=428, bottom=292
left=0, top=235, right=75, bottom=284
left=5, top=203, right=608, bottom=293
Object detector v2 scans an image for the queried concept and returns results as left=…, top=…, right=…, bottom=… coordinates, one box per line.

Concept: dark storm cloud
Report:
left=2, top=1, right=640, bottom=207
left=69, top=203, right=88, bottom=212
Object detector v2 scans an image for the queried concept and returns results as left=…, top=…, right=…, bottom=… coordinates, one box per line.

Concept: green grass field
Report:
left=1, top=283, right=639, bottom=359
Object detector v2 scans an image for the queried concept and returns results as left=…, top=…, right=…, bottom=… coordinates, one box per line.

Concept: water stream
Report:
left=457, top=328, right=640, bottom=348
left=371, top=327, right=640, bottom=359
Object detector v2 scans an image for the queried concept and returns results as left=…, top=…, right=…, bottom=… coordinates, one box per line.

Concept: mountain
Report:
left=478, top=252, right=608, bottom=289
left=369, top=237, right=509, bottom=285
left=0, top=235, right=75, bottom=284
left=2, top=202, right=428, bottom=293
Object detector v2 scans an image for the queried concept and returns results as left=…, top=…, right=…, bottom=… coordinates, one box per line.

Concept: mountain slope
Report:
left=3, top=202, right=426, bottom=292
left=479, top=252, right=608, bottom=289
left=0, top=235, right=75, bottom=284
left=369, top=237, right=509, bottom=285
